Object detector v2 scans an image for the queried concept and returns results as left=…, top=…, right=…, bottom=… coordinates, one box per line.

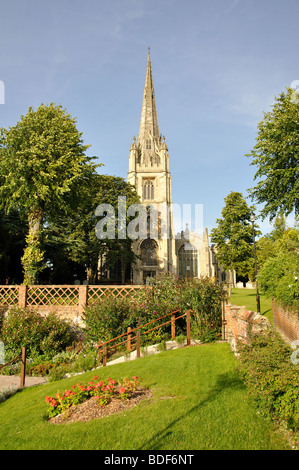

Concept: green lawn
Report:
left=0, top=342, right=291, bottom=450
left=229, top=288, right=273, bottom=324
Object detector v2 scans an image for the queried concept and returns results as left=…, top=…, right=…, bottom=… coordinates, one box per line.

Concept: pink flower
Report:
left=119, top=387, right=126, bottom=394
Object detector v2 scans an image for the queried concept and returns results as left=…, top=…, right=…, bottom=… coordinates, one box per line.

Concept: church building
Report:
left=127, top=51, right=221, bottom=284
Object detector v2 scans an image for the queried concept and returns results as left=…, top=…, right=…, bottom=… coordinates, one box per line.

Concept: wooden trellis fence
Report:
left=0, top=285, right=144, bottom=315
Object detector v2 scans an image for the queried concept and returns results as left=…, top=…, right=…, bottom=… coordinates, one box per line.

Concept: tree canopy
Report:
left=247, top=88, right=299, bottom=221
left=0, top=103, right=100, bottom=283
left=45, top=174, right=140, bottom=284
left=210, top=191, right=257, bottom=280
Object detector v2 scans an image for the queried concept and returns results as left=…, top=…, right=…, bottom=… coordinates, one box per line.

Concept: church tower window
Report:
left=143, top=179, right=154, bottom=200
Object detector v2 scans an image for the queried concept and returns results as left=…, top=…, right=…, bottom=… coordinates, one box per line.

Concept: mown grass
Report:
left=229, top=288, right=273, bottom=324
left=0, top=342, right=291, bottom=450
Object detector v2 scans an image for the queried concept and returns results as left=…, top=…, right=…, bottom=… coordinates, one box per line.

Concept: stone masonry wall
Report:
left=223, top=303, right=272, bottom=355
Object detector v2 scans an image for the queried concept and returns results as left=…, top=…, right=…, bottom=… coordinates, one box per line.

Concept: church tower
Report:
left=128, top=50, right=176, bottom=284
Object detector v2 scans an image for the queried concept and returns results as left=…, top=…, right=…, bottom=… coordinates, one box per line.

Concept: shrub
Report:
left=0, top=307, right=74, bottom=360
left=83, top=274, right=225, bottom=345
left=83, top=296, right=131, bottom=344
left=238, top=332, right=299, bottom=432
left=259, top=251, right=298, bottom=309
left=179, top=277, right=225, bottom=339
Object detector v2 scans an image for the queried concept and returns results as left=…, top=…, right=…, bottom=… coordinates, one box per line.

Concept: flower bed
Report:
left=45, top=375, right=151, bottom=423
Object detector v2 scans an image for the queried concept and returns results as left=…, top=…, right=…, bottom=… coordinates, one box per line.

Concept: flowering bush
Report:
left=83, top=274, right=225, bottom=345
left=45, top=375, right=139, bottom=419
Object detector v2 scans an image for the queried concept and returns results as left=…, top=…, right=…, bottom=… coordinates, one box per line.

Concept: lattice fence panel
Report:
left=0, top=286, right=19, bottom=305
left=27, top=286, right=80, bottom=306
left=88, top=286, right=144, bottom=304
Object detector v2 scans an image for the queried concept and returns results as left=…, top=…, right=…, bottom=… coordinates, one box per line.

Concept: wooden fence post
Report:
left=18, top=285, right=28, bottom=308
left=127, top=327, right=131, bottom=352
left=186, top=310, right=191, bottom=346
left=136, top=330, right=141, bottom=358
left=103, top=345, right=107, bottom=367
left=171, top=313, right=175, bottom=340
left=20, top=347, right=26, bottom=388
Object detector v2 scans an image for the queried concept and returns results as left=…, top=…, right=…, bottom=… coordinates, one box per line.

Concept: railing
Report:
left=98, top=310, right=192, bottom=366
left=0, top=347, right=27, bottom=388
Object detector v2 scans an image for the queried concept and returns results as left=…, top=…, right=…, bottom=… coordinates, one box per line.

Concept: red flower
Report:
left=119, top=387, right=126, bottom=394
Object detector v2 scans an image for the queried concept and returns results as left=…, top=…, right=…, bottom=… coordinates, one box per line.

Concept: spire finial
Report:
left=138, top=46, right=159, bottom=142
left=148, top=45, right=150, bottom=58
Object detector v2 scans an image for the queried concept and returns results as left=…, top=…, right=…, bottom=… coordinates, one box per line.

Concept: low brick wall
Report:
left=272, top=300, right=299, bottom=344
left=223, top=303, right=272, bottom=354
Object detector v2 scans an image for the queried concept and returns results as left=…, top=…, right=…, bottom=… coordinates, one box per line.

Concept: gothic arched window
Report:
left=143, top=180, right=154, bottom=200
left=178, top=243, right=198, bottom=278
left=141, top=239, right=157, bottom=266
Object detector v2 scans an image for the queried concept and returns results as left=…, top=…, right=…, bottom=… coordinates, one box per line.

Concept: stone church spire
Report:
left=138, top=48, right=160, bottom=144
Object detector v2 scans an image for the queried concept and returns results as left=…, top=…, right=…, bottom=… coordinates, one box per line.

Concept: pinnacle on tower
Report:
left=138, top=49, right=160, bottom=144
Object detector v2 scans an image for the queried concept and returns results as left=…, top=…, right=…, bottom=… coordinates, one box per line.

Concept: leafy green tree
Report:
left=44, top=174, right=140, bottom=284
left=0, top=103, right=99, bottom=284
left=94, top=175, right=140, bottom=284
left=211, top=191, right=258, bottom=284
left=255, top=212, right=287, bottom=272
left=247, top=88, right=299, bottom=221
left=259, top=225, right=299, bottom=309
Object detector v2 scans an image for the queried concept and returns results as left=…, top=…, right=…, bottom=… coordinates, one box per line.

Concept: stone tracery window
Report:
left=141, top=239, right=157, bottom=266
left=178, top=243, right=198, bottom=278
left=143, top=179, right=154, bottom=200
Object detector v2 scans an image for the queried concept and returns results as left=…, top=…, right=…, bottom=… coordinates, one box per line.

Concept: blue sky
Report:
left=0, top=0, right=298, bottom=236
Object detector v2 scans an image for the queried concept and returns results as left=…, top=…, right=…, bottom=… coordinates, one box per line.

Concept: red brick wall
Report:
left=272, top=300, right=299, bottom=344
left=223, top=303, right=271, bottom=354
